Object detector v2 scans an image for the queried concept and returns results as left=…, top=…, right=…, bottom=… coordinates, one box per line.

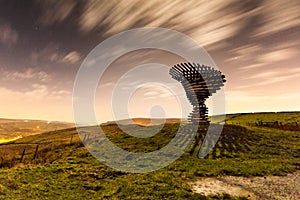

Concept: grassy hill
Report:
left=0, top=118, right=74, bottom=143
left=225, top=111, right=300, bottom=125
left=0, top=112, right=299, bottom=199
left=102, top=118, right=185, bottom=126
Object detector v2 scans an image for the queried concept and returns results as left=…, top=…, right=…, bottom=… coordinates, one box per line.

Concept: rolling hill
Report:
left=0, top=118, right=74, bottom=143
left=0, top=112, right=299, bottom=199
left=101, top=118, right=186, bottom=126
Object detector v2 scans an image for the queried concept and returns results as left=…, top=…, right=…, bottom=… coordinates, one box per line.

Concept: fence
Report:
left=245, top=121, right=299, bottom=131
left=0, top=132, right=95, bottom=168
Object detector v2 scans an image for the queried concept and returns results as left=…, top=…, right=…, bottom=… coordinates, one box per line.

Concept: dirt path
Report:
left=190, top=171, right=300, bottom=199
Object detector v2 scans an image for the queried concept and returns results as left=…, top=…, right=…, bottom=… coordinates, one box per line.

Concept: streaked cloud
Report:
left=98, top=82, right=114, bottom=88
left=253, top=0, right=300, bottom=37
left=35, top=0, right=300, bottom=49
left=63, top=51, right=81, bottom=64
left=36, top=0, right=77, bottom=25
left=144, top=91, right=159, bottom=97
left=258, top=48, right=299, bottom=63
left=231, top=44, right=262, bottom=60
left=235, top=46, right=298, bottom=71
left=239, top=63, right=265, bottom=70
left=0, top=1, right=299, bottom=122
left=253, top=73, right=300, bottom=86
left=79, top=0, right=253, bottom=48
left=243, top=67, right=300, bottom=87
left=248, top=71, right=278, bottom=79
left=139, top=84, right=176, bottom=100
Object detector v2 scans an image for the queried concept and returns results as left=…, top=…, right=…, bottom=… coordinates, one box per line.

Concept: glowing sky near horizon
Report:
left=0, top=0, right=299, bottom=123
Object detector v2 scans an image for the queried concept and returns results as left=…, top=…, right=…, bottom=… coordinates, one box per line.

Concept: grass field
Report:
left=225, top=111, right=300, bottom=125
left=0, top=112, right=299, bottom=199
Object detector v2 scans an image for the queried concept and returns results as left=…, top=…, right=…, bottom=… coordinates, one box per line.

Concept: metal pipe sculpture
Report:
left=169, top=62, right=226, bottom=129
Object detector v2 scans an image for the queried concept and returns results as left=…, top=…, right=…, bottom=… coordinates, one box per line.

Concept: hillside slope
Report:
left=0, top=118, right=74, bottom=142
left=102, top=118, right=186, bottom=126
left=0, top=112, right=299, bottom=199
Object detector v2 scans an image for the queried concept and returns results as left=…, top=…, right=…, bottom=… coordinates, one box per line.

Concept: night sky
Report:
left=0, top=0, right=299, bottom=122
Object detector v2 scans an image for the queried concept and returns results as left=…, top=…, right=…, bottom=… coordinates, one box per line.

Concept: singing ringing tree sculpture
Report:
left=169, top=62, right=226, bottom=156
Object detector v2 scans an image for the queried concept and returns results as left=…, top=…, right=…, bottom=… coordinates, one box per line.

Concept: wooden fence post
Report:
left=83, top=134, right=87, bottom=145
left=70, top=135, right=73, bottom=146
left=33, top=144, right=39, bottom=160
left=20, top=148, right=26, bottom=163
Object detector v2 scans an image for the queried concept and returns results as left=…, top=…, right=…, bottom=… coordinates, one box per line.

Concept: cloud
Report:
left=140, top=83, right=176, bottom=100
left=29, top=43, right=61, bottom=64
left=2, top=68, right=51, bottom=82
left=29, top=44, right=81, bottom=65
left=253, top=0, right=300, bottom=37
left=63, top=51, right=81, bottom=64
left=0, top=84, right=48, bottom=100
left=242, top=67, right=300, bottom=87
left=25, top=84, right=48, bottom=97
left=231, top=44, right=262, bottom=57
left=36, top=0, right=77, bottom=25
left=0, top=23, right=18, bottom=46
left=235, top=46, right=298, bottom=70
left=227, top=44, right=264, bottom=63
left=79, top=0, right=254, bottom=48
left=0, top=84, right=73, bottom=121
left=0, top=82, right=71, bottom=101
left=144, top=91, right=159, bottom=96
left=51, top=89, right=71, bottom=96
left=251, top=73, right=300, bottom=86
left=98, top=82, right=114, bottom=88
left=258, top=48, right=299, bottom=63
left=239, top=63, right=265, bottom=70
left=248, top=71, right=278, bottom=79
left=34, top=0, right=300, bottom=51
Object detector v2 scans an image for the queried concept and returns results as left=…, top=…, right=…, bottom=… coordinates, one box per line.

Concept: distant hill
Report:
left=1, top=111, right=299, bottom=143
left=0, top=118, right=74, bottom=142
left=102, top=118, right=186, bottom=126
left=101, top=112, right=300, bottom=126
